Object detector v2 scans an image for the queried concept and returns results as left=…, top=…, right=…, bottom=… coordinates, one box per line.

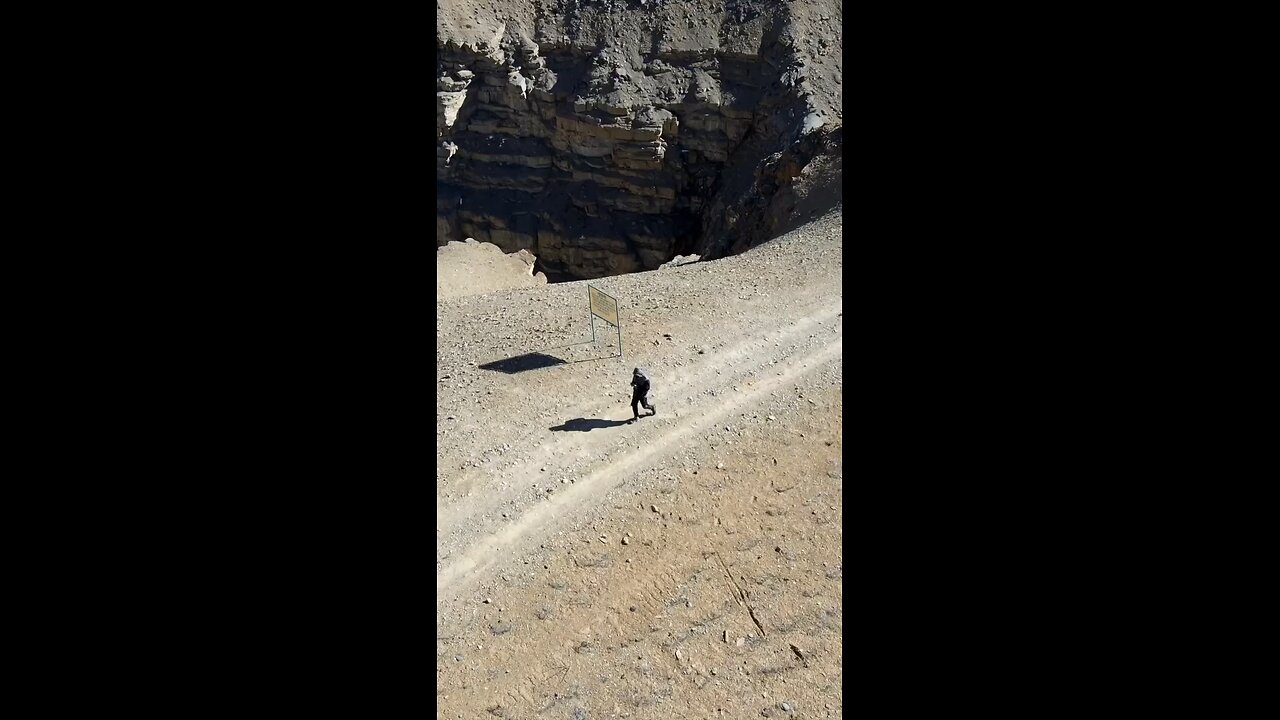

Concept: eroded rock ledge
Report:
left=436, top=238, right=550, bottom=300
left=437, top=0, right=842, bottom=280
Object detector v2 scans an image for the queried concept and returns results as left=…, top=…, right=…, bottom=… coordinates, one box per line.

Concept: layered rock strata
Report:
left=437, top=0, right=842, bottom=280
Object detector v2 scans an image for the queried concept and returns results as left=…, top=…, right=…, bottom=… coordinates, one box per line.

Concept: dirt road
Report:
left=436, top=209, right=842, bottom=718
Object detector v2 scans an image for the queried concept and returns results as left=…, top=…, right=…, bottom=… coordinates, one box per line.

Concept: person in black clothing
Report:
left=629, top=367, right=656, bottom=422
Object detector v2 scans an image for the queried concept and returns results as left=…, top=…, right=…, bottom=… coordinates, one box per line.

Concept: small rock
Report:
left=735, top=637, right=745, bottom=647
left=483, top=597, right=492, bottom=604
left=651, top=505, right=659, bottom=513
left=781, top=702, right=792, bottom=711
left=621, top=536, right=630, bottom=545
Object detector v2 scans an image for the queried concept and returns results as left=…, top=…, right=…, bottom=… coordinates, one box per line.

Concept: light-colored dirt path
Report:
left=436, top=281, right=842, bottom=594
left=437, top=319, right=841, bottom=597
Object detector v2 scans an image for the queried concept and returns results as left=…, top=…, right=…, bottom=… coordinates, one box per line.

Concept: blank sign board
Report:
left=588, top=286, right=619, bottom=326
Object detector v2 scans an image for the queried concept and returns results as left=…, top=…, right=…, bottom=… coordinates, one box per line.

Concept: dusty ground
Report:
left=436, top=208, right=842, bottom=718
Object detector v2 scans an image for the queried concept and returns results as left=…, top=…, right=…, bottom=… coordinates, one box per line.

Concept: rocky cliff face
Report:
left=437, top=0, right=842, bottom=280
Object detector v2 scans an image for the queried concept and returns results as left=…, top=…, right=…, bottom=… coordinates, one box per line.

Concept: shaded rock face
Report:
left=437, top=0, right=842, bottom=281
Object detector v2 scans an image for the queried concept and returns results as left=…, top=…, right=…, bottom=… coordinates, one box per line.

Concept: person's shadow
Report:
left=549, top=417, right=630, bottom=432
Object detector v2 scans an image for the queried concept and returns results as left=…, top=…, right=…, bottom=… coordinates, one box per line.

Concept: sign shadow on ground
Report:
left=479, top=352, right=613, bottom=375
left=478, top=352, right=566, bottom=374
left=549, top=417, right=630, bottom=432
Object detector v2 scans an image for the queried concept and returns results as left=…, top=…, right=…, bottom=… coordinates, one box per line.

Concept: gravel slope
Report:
left=436, top=207, right=842, bottom=718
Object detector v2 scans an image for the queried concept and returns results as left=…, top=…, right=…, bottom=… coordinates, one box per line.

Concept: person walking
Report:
left=629, top=367, right=656, bottom=422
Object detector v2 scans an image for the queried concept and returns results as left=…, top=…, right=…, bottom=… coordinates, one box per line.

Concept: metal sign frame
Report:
left=587, top=284, right=622, bottom=358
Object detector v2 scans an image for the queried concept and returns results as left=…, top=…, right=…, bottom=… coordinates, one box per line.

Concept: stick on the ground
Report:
left=713, top=551, right=767, bottom=637
left=789, top=643, right=809, bottom=667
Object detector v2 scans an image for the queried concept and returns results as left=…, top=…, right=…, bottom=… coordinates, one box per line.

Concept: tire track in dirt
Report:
left=435, top=296, right=841, bottom=550
left=440, top=292, right=839, bottom=538
left=437, top=323, right=842, bottom=601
